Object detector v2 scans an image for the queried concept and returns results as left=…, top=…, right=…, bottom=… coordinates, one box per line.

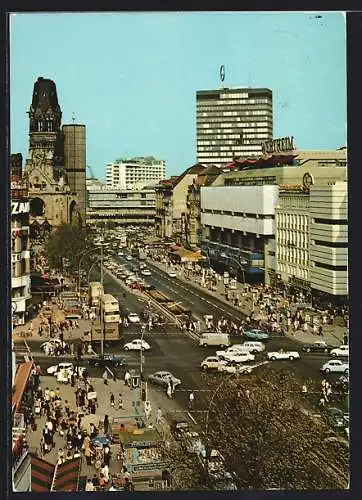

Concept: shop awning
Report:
left=31, top=456, right=55, bottom=492
left=169, top=247, right=205, bottom=262
left=12, top=361, right=34, bottom=413
left=51, top=457, right=82, bottom=492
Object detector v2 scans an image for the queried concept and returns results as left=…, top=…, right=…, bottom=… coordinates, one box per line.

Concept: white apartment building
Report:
left=196, top=87, right=273, bottom=167
left=309, top=182, right=348, bottom=299
left=106, top=157, right=166, bottom=189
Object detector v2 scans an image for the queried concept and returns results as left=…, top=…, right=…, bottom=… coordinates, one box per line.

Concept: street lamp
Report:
left=220, top=252, right=247, bottom=285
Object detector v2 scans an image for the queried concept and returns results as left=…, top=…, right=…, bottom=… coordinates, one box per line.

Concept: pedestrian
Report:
left=103, top=414, right=110, bottom=435
left=85, top=478, right=95, bottom=491
left=57, top=448, right=65, bottom=464
left=319, top=325, right=323, bottom=336
left=124, top=370, right=131, bottom=387
left=301, top=384, right=308, bottom=396
left=188, top=391, right=195, bottom=410
left=118, top=394, right=123, bottom=410
left=144, top=401, right=151, bottom=422
left=110, top=392, right=115, bottom=408
left=166, top=383, right=172, bottom=399
left=156, top=407, right=162, bottom=425
left=103, top=370, right=108, bottom=385
left=103, top=444, right=111, bottom=466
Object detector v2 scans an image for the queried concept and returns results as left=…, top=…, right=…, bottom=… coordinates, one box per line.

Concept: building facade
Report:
left=63, top=124, right=87, bottom=224
left=154, top=164, right=206, bottom=244
left=11, top=154, right=31, bottom=326
left=23, top=77, right=83, bottom=242
left=86, top=186, right=156, bottom=227
left=309, top=182, right=348, bottom=302
left=201, top=147, right=347, bottom=288
left=106, top=157, right=166, bottom=189
left=196, top=87, right=273, bottom=167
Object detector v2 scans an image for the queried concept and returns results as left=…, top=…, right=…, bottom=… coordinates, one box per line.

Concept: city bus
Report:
left=88, top=281, right=104, bottom=308
left=101, top=294, right=120, bottom=324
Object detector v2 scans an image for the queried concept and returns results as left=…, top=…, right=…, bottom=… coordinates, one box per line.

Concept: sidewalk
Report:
left=25, top=374, right=171, bottom=484
left=146, top=257, right=347, bottom=347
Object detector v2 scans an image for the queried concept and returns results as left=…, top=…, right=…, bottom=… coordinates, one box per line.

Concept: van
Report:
left=199, top=333, right=231, bottom=348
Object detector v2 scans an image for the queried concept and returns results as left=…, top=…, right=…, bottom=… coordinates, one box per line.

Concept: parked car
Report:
left=330, top=345, right=349, bottom=358
left=267, top=349, right=300, bottom=361
left=244, top=328, right=270, bottom=341
left=148, top=371, right=181, bottom=388
left=168, top=271, right=177, bottom=278
left=170, top=420, right=190, bottom=440
left=301, top=340, right=335, bottom=353
left=88, top=354, right=125, bottom=367
left=323, top=407, right=349, bottom=431
left=320, top=359, right=349, bottom=374
left=126, top=255, right=132, bottom=261
left=128, top=312, right=141, bottom=323
left=200, top=356, right=227, bottom=371
left=123, top=339, right=151, bottom=351
left=141, top=269, right=152, bottom=276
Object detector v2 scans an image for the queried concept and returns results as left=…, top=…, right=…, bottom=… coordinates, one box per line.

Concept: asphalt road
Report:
left=23, top=255, right=347, bottom=423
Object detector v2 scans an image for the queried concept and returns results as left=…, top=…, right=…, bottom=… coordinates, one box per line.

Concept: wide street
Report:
left=24, top=254, right=345, bottom=424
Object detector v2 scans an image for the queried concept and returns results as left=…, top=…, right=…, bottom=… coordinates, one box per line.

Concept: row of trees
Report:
left=162, top=368, right=349, bottom=490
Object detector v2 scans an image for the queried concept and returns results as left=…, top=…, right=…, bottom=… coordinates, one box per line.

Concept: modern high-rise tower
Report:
left=196, top=87, right=273, bottom=167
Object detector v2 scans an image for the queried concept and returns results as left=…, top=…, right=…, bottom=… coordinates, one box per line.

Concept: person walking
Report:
left=118, top=394, right=123, bottom=410
left=188, top=391, right=195, bottom=410
left=103, top=370, right=108, bottom=385
left=103, top=414, right=110, bottom=435
left=156, top=407, right=162, bottom=425
left=110, top=392, right=115, bottom=408
left=124, top=370, right=131, bottom=387
left=166, top=383, right=172, bottom=399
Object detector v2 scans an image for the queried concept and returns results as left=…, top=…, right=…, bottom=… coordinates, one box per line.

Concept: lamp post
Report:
left=77, top=246, right=101, bottom=298
left=220, top=252, right=247, bottom=285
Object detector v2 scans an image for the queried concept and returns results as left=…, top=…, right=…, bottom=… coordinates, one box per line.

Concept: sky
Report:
left=10, top=11, right=346, bottom=180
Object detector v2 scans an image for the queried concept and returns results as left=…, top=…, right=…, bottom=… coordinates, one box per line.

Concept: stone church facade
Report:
left=23, top=77, right=84, bottom=241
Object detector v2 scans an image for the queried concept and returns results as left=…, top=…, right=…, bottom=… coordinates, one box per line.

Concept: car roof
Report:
left=154, top=371, right=171, bottom=376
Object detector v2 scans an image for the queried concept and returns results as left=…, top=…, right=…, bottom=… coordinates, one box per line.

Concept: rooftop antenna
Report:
left=72, top=112, right=76, bottom=124
left=220, top=64, right=225, bottom=89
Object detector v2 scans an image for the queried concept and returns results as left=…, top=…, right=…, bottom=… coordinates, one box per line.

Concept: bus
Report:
left=88, top=281, right=104, bottom=308
left=101, top=294, right=120, bottom=324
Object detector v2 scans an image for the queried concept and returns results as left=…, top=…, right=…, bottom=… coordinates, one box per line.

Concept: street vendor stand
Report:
left=119, top=428, right=169, bottom=490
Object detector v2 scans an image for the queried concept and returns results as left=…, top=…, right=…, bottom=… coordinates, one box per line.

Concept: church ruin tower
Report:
left=24, top=77, right=80, bottom=241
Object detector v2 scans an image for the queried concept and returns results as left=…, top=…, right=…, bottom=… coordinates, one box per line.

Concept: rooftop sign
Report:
left=262, top=136, right=296, bottom=155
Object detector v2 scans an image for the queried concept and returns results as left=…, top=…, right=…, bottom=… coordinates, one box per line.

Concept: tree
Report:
left=200, top=367, right=349, bottom=490
left=43, top=223, right=95, bottom=273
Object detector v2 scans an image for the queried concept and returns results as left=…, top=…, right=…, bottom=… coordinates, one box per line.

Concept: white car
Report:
left=216, top=346, right=253, bottom=359
left=46, top=362, right=86, bottom=377
left=123, top=339, right=151, bottom=351
left=223, top=352, right=255, bottom=364
left=126, top=255, right=133, bottom=261
left=141, top=269, right=151, bottom=276
left=168, top=271, right=177, bottom=278
left=118, top=251, right=124, bottom=256
left=320, top=359, right=349, bottom=374
left=128, top=312, right=141, bottom=323
left=241, top=341, right=266, bottom=353
left=218, top=361, right=269, bottom=374
left=200, top=356, right=227, bottom=371
left=40, top=339, right=68, bottom=352
left=330, top=345, right=349, bottom=358
left=267, top=350, right=300, bottom=361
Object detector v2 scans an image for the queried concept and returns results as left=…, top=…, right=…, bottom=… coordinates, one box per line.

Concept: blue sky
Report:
left=10, top=11, right=346, bottom=180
